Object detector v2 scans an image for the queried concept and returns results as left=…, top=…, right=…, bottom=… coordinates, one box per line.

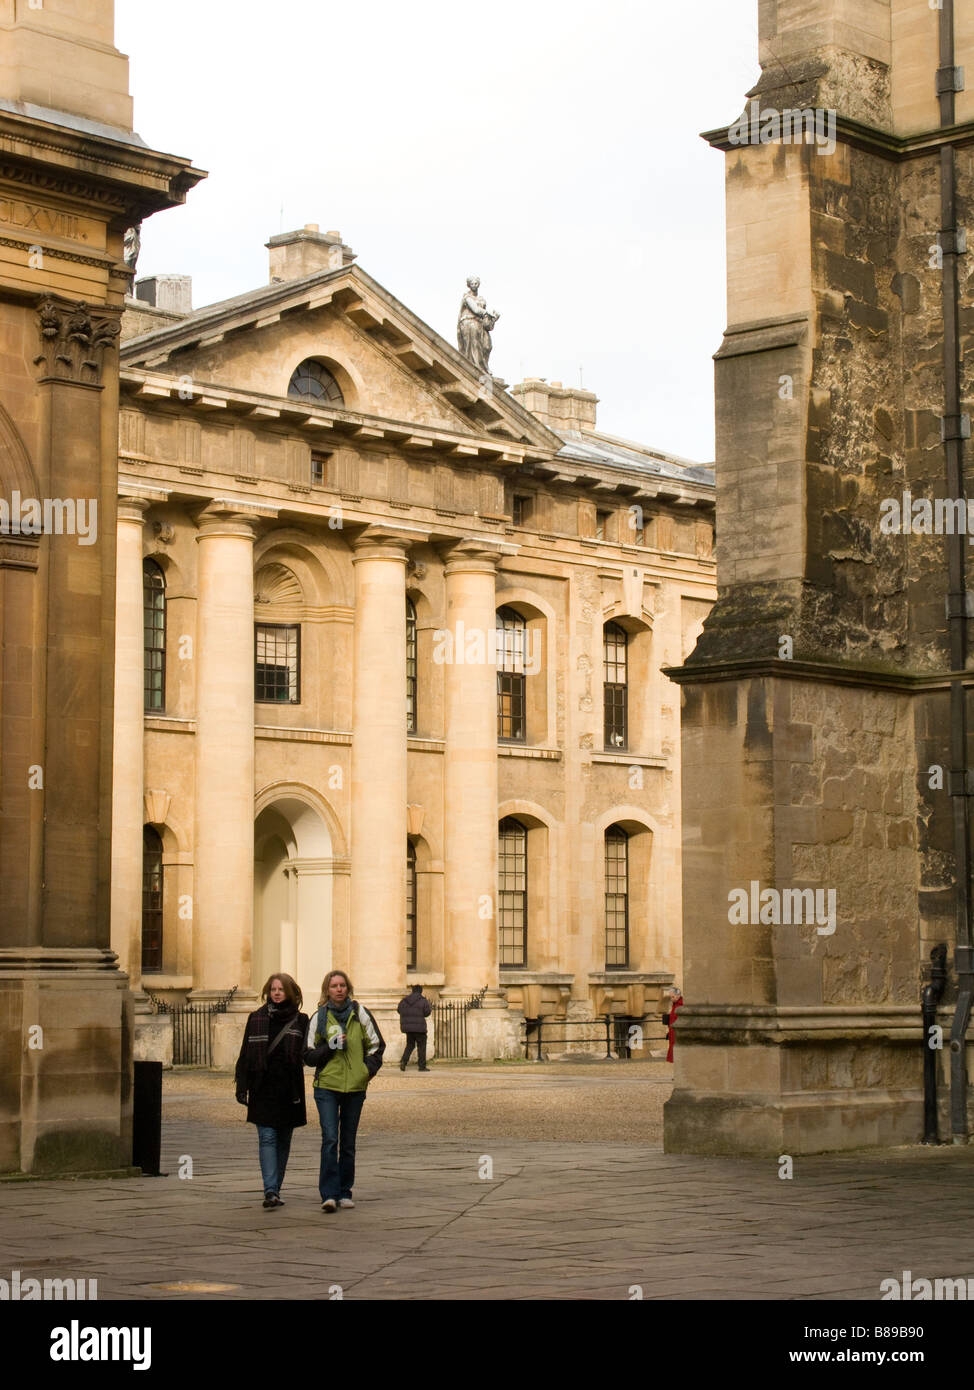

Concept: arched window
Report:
left=143, top=559, right=166, bottom=713
left=406, top=599, right=417, bottom=733
left=142, top=825, right=164, bottom=974
left=498, top=817, right=527, bottom=967
left=603, top=622, right=628, bottom=750
left=406, top=840, right=417, bottom=969
left=287, top=359, right=345, bottom=407
left=604, top=826, right=629, bottom=968
left=497, top=607, right=527, bottom=742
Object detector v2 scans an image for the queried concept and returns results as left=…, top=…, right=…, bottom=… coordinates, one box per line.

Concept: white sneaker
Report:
left=338, top=1198, right=355, bottom=1209
left=321, top=1198, right=337, bottom=1213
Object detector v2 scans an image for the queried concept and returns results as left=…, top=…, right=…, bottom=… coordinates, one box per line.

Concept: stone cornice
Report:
left=0, top=108, right=205, bottom=218
left=665, top=655, right=970, bottom=693
left=675, top=1003, right=926, bottom=1046
left=703, top=114, right=974, bottom=163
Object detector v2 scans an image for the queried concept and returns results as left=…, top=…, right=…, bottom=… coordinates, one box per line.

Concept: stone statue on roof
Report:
left=457, top=276, right=499, bottom=375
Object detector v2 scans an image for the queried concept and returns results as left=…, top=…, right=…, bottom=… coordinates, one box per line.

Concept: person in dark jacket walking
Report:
left=234, top=973, right=309, bottom=1209
left=397, top=984, right=432, bottom=1071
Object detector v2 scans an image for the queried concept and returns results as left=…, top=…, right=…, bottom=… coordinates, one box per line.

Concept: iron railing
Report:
left=144, top=986, right=238, bottom=1065
left=431, top=986, right=487, bottom=1059
left=522, top=1014, right=650, bottom=1062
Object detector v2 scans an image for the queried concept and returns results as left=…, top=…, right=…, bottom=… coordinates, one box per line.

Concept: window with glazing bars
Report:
left=603, top=621, right=628, bottom=749
left=406, top=840, right=417, bottom=970
left=406, top=599, right=417, bottom=732
left=496, top=607, right=526, bottom=742
left=498, top=817, right=527, bottom=967
left=143, top=559, right=165, bottom=712
left=605, top=826, right=629, bottom=968
left=255, top=623, right=300, bottom=703
left=142, top=825, right=164, bottom=974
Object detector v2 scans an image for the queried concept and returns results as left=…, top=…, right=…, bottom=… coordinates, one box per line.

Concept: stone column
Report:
left=441, top=539, right=522, bottom=1058
left=110, top=489, right=167, bottom=986
left=192, top=502, right=273, bottom=1064
left=349, top=526, right=420, bottom=1050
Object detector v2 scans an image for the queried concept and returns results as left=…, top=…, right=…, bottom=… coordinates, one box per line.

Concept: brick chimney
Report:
left=267, top=224, right=356, bottom=283
left=511, top=378, right=598, bottom=434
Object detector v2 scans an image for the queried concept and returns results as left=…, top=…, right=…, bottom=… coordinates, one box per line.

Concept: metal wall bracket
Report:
left=939, top=228, right=968, bottom=256
left=945, top=591, right=974, bottom=619
left=937, top=66, right=966, bottom=95
left=940, top=413, right=972, bottom=441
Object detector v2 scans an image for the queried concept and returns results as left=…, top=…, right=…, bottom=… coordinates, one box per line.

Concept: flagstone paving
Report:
left=3, top=1063, right=974, bottom=1300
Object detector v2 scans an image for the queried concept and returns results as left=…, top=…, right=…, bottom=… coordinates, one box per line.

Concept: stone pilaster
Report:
left=110, top=488, right=167, bottom=985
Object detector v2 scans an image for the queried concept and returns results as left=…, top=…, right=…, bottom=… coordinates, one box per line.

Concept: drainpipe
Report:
left=922, top=944, right=948, bottom=1142
left=935, top=0, right=974, bottom=1143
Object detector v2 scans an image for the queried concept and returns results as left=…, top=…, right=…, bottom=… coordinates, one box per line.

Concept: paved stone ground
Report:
left=3, top=1062, right=974, bottom=1301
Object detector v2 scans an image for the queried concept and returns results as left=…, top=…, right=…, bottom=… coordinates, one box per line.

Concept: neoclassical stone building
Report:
left=113, top=225, right=715, bottom=1062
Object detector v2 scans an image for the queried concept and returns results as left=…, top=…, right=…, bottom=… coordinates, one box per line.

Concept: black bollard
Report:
left=132, top=1060, right=163, bottom=1175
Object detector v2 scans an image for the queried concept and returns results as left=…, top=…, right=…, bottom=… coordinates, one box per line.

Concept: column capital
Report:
left=352, top=523, right=429, bottom=563
left=441, top=536, right=515, bottom=577
left=117, top=484, right=169, bottom=524
left=196, top=499, right=277, bottom=542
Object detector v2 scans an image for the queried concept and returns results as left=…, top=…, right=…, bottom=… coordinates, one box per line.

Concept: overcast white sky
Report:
left=116, top=0, right=760, bottom=463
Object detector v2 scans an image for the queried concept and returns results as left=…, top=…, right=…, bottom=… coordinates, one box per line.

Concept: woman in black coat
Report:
left=234, top=973, right=309, bottom=1208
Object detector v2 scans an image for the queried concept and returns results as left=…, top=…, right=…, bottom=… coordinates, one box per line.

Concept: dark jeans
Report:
left=256, top=1125, right=293, bottom=1196
left=401, top=1032, right=427, bottom=1068
left=314, top=1089, right=366, bottom=1202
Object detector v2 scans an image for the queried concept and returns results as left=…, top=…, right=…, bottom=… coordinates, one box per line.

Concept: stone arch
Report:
left=597, top=611, right=655, bottom=755
left=254, top=529, right=352, bottom=608
left=495, top=801, right=561, bottom=972
left=592, top=806, right=659, bottom=973
left=493, top=586, right=558, bottom=745
left=0, top=400, right=39, bottom=497
left=254, top=785, right=344, bottom=1003
left=283, top=354, right=362, bottom=412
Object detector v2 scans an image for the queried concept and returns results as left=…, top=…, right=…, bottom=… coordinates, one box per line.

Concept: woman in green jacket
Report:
left=303, top=969, right=385, bottom=1212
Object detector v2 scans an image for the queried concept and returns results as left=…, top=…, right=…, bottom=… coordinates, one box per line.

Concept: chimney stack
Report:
left=267, top=224, right=356, bottom=283
left=511, top=377, right=598, bottom=434
left=134, top=274, right=192, bottom=314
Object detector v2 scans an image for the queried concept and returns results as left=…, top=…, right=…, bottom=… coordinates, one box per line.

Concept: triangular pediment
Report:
left=121, top=264, right=560, bottom=452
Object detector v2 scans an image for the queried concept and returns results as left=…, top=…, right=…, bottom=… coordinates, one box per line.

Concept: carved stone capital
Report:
left=35, top=297, right=121, bottom=386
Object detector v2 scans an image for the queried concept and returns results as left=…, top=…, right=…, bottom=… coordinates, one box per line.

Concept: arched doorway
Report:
left=253, top=796, right=334, bottom=1003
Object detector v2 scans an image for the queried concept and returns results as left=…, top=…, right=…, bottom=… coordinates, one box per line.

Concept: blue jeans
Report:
left=256, top=1125, right=293, bottom=1196
left=314, top=1089, right=366, bottom=1202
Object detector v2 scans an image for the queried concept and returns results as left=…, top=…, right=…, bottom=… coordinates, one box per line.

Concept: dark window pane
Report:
left=142, top=825, right=164, bottom=974
left=603, top=622, right=628, bottom=749
left=255, top=623, right=300, bottom=703
left=287, top=359, right=345, bottom=408
left=605, top=826, right=629, bottom=968
left=498, top=817, right=527, bottom=968
left=143, top=560, right=166, bottom=713
left=406, top=599, right=417, bottom=732
left=497, top=607, right=526, bottom=742
left=406, top=840, right=417, bottom=970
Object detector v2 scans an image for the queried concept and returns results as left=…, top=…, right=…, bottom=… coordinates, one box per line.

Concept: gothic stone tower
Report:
left=0, top=0, right=201, bottom=1173
left=665, top=0, right=974, bottom=1154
